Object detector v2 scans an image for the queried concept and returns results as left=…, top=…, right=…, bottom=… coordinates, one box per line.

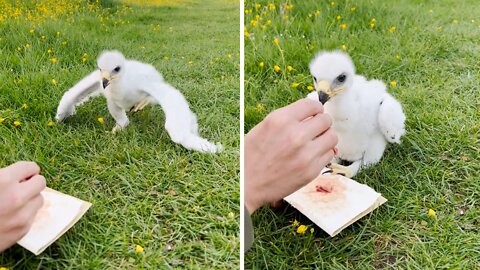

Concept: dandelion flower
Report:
left=389, top=26, right=396, bottom=33
left=25, top=43, right=30, bottom=49
left=29, top=29, right=34, bottom=34
left=390, top=80, right=397, bottom=87
left=22, top=103, right=28, bottom=109
left=273, top=65, right=280, bottom=72
left=41, top=35, right=45, bottom=39
left=296, top=225, right=308, bottom=234
left=370, top=23, right=375, bottom=29
left=259, top=62, right=265, bottom=68
left=255, top=104, right=265, bottom=111
left=285, top=3, right=293, bottom=10
left=56, top=31, right=60, bottom=36
left=97, top=117, right=104, bottom=124
left=308, top=13, right=313, bottom=18
left=227, top=54, right=232, bottom=58
left=307, top=85, right=314, bottom=91
left=52, top=79, right=57, bottom=85
left=287, top=65, right=293, bottom=72
left=188, top=61, right=193, bottom=65
left=17, top=47, right=21, bottom=52
left=336, top=15, right=342, bottom=20
left=330, top=1, right=336, bottom=7
left=135, top=245, right=144, bottom=253
left=267, top=19, right=272, bottom=24
left=61, top=41, right=67, bottom=45
left=47, top=49, right=52, bottom=54
left=341, top=23, right=347, bottom=29
left=291, top=82, right=300, bottom=88
left=341, top=44, right=347, bottom=50
left=316, top=9, right=320, bottom=15
left=351, top=7, right=356, bottom=12
left=428, top=209, right=436, bottom=217
left=47, top=120, right=54, bottom=127
left=255, top=3, right=261, bottom=9
left=13, top=121, right=21, bottom=127
left=0, top=118, right=4, bottom=123
left=50, top=58, right=57, bottom=63
left=244, top=31, right=250, bottom=38
left=452, top=19, right=459, bottom=24
left=273, top=37, right=279, bottom=45
left=395, top=55, right=401, bottom=60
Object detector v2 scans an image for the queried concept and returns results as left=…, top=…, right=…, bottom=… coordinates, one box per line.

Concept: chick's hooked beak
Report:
left=101, top=70, right=111, bottom=89
left=316, top=80, right=331, bottom=104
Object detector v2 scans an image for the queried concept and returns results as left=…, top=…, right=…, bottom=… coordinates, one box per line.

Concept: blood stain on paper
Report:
left=300, top=175, right=348, bottom=214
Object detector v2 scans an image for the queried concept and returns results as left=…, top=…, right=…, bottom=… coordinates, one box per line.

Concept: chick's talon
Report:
left=328, top=163, right=353, bottom=178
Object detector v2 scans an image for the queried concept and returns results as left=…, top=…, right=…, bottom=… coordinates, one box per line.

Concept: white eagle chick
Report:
left=56, top=50, right=221, bottom=153
left=307, top=51, right=405, bottom=177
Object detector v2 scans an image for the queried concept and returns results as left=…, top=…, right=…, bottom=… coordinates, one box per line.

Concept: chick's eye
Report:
left=113, top=66, right=121, bottom=72
left=337, top=74, right=346, bottom=83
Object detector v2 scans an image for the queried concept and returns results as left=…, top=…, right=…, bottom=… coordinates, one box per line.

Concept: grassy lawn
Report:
left=245, top=0, right=479, bottom=269
left=0, top=0, right=239, bottom=268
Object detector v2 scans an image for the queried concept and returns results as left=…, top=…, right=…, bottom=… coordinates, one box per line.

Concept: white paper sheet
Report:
left=284, top=173, right=386, bottom=236
left=17, top=188, right=91, bottom=255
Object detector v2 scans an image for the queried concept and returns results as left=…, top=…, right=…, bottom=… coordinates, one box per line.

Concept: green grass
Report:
left=0, top=0, right=239, bottom=268
left=245, top=0, right=479, bottom=269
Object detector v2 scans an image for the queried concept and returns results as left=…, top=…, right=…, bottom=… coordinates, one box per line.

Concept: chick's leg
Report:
left=107, top=99, right=129, bottom=133
left=131, top=98, right=150, bottom=112
left=328, top=162, right=359, bottom=178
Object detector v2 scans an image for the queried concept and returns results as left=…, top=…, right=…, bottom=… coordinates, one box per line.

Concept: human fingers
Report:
left=6, top=194, right=43, bottom=234
left=301, top=112, right=332, bottom=140
left=309, top=128, right=338, bottom=156
left=1, top=161, right=40, bottom=183
left=12, top=175, right=46, bottom=209
left=282, top=99, right=324, bottom=121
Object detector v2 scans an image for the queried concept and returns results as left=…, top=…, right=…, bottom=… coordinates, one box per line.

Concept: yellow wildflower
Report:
left=390, top=81, right=397, bottom=87
left=56, top=31, right=60, bottom=36
left=47, top=120, right=54, bottom=127
left=250, top=20, right=258, bottom=27
left=17, top=47, right=21, bottom=52
left=135, top=244, right=144, bottom=253
left=22, top=103, right=28, bottom=109
left=29, top=29, right=34, bottom=34
left=259, top=62, right=265, bottom=68
left=25, top=43, right=30, bottom=49
left=273, top=65, right=280, bottom=72
left=13, top=121, right=21, bottom=127
left=97, top=117, right=104, bottom=124
left=52, top=79, right=57, bottom=85
left=267, top=19, right=272, bottom=24
left=307, top=85, right=314, bottom=91
left=330, top=1, right=336, bottom=7
left=285, top=3, right=293, bottom=10
left=296, top=225, right=308, bottom=234
left=341, top=44, right=347, bottom=50
left=255, top=104, right=265, bottom=111
left=370, top=23, right=375, bottom=29
left=316, top=9, right=320, bottom=15
left=61, top=41, right=67, bottom=45
left=389, top=26, right=396, bottom=33
left=255, top=3, right=261, bottom=9
left=228, top=212, right=235, bottom=219
left=428, top=209, right=436, bottom=217
left=341, top=23, right=347, bottom=30
left=227, top=54, right=232, bottom=58
left=287, top=66, right=293, bottom=72
left=268, top=3, right=275, bottom=10
left=82, top=57, right=87, bottom=63
left=188, top=61, right=193, bottom=65
left=308, top=13, right=313, bottom=18
left=310, top=228, right=315, bottom=234
left=47, top=49, right=52, bottom=54
left=336, top=15, right=342, bottom=20
left=41, top=35, right=45, bottom=39
left=50, top=58, right=57, bottom=63
left=291, top=82, right=300, bottom=88
left=292, top=219, right=300, bottom=227
left=351, top=7, right=356, bottom=12
left=453, top=19, right=459, bottom=24
left=284, top=15, right=289, bottom=20
left=395, top=55, right=401, bottom=60
left=273, top=37, right=279, bottom=45
left=0, top=118, right=4, bottom=123
left=244, top=31, right=250, bottom=38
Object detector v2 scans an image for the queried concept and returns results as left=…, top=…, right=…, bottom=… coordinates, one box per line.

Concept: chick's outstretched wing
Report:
left=55, top=71, right=103, bottom=121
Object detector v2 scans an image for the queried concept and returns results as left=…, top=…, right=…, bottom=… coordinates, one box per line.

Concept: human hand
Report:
left=244, top=99, right=337, bottom=214
left=0, top=162, right=46, bottom=252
